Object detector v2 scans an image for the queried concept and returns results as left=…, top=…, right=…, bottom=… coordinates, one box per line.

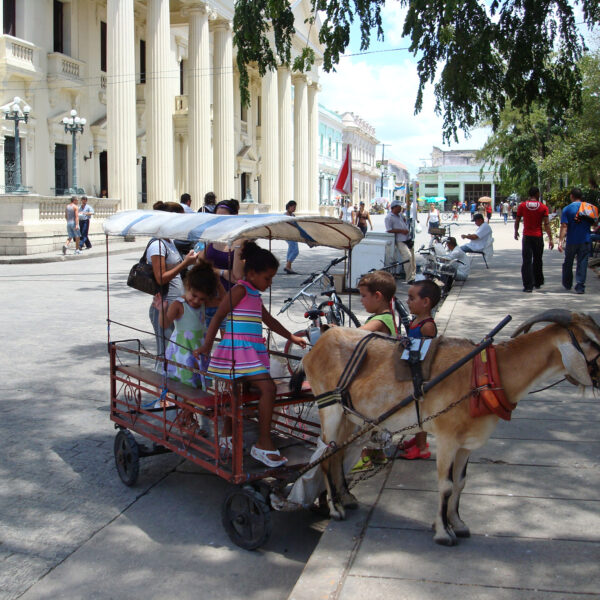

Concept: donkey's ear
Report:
left=558, top=343, right=593, bottom=387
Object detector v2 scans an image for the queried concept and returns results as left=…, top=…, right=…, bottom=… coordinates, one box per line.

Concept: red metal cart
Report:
left=104, top=211, right=363, bottom=548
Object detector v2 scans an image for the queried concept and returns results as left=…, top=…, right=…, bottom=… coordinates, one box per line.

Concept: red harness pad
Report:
left=470, top=346, right=514, bottom=421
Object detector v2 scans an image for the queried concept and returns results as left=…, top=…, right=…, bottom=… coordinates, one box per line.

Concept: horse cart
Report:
left=103, top=211, right=363, bottom=549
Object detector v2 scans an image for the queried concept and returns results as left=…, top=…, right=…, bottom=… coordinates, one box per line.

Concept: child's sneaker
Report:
left=74, top=249, right=82, bottom=255
left=398, top=445, right=431, bottom=460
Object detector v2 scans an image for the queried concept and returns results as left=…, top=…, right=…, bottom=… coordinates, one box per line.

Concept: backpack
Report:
left=574, top=201, right=599, bottom=224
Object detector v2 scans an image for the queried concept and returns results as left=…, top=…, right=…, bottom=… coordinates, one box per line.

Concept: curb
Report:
left=287, top=275, right=467, bottom=599
left=288, top=467, right=392, bottom=600
left=0, top=242, right=146, bottom=264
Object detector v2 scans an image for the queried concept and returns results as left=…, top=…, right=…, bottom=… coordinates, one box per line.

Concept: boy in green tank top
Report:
left=351, top=270, right=397, bottom=472
left=358, top=270, right=397, bottom=335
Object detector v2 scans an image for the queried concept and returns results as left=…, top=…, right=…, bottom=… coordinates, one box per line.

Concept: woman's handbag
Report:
left=127, top=239, right=169, bottom=296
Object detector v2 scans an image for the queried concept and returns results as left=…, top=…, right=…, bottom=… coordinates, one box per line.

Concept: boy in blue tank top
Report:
left=398, top=279, right=441, bottom=459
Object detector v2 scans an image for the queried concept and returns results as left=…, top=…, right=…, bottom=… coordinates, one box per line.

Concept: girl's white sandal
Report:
left=250, top=445, right=288, bottom=468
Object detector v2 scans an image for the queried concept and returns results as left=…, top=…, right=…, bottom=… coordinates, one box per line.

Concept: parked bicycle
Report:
left=278, top=255, right=360, bottom=328
left=279, top=256, right=361, bottom=373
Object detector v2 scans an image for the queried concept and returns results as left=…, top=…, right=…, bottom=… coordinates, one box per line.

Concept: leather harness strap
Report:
left=470, top=345, right=514, bottom=420
left=314, top=333, right=427, bottom=426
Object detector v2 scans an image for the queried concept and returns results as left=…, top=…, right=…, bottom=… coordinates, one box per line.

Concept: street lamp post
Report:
left=62, top=109, right=87, bottom=194
left=3, top=97, right=31, bottom=194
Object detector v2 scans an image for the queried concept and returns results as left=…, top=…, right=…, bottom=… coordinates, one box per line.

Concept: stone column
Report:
left=459, top=180, right=465, bottom=205
left=307, top=81, right=319, bottom=213
left=107, top=0, right=137, bottom=209
left=0, top=137, right=5, bottom=193
left=293, top=74, right=308, bottom=212
left=491, top=181, right=496, bottom=209
left=278, top=66, right=293, bottom=210
left=185, top=1, right=212, bottom=208
left=261, top=68, right=279, bottom=210
left=146, top=0, right=175, bottom=204
left=212, top=20, right=234, bottom=201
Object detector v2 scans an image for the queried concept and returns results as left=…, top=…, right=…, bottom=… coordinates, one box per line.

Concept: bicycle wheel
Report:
left=283, top=330, right=310, bottom=374
left=318, top=301, right=361, bottom=328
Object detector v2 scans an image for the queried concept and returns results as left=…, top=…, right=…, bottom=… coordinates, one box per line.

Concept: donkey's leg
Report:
left=337, top=419, right=360, bottom=510
left=433, top=438, right=459, bottom=546
left=319, top=405, right=347, bottom=520
left=447, top=448, right=471, bottom=537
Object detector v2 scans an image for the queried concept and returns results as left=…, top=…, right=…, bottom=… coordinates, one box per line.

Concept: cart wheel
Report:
left=114, top=429, right=140, bottom=486
left=222, top=485, right=272, bottom=550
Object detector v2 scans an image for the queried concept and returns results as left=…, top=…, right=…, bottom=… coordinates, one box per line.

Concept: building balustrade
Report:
left=47, top=52, right=85, bottom=90
left=0, top=35, right=40, bottom=79
left=37, top=196, right=120, bottom=221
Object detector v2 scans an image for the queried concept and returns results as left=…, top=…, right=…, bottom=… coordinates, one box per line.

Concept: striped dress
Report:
left=207, top=280, right=269, bottom=379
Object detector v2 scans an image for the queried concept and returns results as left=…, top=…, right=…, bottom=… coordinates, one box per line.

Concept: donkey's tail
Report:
left=289, top=359, right=306, bottom=396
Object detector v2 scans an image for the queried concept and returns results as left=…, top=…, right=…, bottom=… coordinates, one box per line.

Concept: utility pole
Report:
left=379, top=143, right=391, bottom=198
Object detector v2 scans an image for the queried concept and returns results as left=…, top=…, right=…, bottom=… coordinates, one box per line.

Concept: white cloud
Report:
left=319, top=57, right=490, bottom=177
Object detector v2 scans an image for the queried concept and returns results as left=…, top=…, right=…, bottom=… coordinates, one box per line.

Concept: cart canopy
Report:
left=103, top=210, right=363, bottom=250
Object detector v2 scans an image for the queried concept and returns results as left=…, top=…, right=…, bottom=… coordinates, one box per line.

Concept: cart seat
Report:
left=115, top=364, right=215, bottom=408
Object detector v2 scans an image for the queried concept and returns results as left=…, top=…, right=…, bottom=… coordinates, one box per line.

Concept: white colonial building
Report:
left=417, top=146, right=498, bottom=210
left=0, top=0, right=324, bottom=254
left=340, top=111, right=380, bottom=206
left=317, top=103, right=342, bottom=206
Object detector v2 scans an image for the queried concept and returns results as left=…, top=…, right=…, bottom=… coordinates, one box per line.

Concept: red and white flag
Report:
left=333, top=145, right=352, bottom=195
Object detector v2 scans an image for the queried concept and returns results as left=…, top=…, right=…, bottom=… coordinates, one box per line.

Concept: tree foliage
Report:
left=233, top=0, right=600, bottom=141
left=480, top=51, right=600, bottom=198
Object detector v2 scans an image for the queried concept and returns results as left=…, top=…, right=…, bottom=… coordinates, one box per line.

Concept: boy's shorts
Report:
left=67, top=223, right=80, bottom=239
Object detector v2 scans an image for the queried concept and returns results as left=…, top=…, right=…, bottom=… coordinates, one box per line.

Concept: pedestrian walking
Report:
left=78, top=195, right=94, bottom=249
left=283, top=200, right=299, bottom=274
left=514, top=187, right=554, bottom=293
left=470, top=201, right=476, bottom=221
left=340, top=199, right=352, bottom=223
left=180, top=192, right=195, bottom=213
left=355, top=201, right=372, bottom=235
left=199, top=191, right=217, bottom=213
left=501, top=200, right=510, bottom=224
left=558, top=188, right=598, bottom=294
left=62, top=196, right=81, bottom=255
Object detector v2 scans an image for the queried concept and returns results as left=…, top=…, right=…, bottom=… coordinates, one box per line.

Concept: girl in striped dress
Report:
left=195, top=242, right=306, bottom=467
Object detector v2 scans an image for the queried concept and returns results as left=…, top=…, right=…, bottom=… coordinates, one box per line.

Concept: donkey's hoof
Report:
left=329, top=503, right=346, bottom=521
left=453, top=525, right=470, bottom=538
left=341, top=491, right=359, bottom=510
left=434, top=529, right=457, bottom=546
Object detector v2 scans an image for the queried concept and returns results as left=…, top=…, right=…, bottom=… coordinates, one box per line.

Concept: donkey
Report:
left=292, top=310, right=600, bottom=545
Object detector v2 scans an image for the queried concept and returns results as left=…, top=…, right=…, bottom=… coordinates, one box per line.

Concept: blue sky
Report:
left=318, top=2, right=596, bottom=177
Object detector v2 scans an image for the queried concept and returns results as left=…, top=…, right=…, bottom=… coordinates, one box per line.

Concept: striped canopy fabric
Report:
left=103, top=210, right=364, bottom=250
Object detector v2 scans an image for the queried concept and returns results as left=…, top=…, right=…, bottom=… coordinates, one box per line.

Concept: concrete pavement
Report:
left=289, top=217, right=600, bottom=599
left=3, top=213, right=598, bottom=599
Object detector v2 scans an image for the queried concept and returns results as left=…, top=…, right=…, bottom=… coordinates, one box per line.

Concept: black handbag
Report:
left=127, top=239, right=170, bottom=296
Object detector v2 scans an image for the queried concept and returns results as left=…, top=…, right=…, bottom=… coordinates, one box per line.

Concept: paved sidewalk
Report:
left=289, top=220, right=600, bottom=599
left=0, top=239, right=147, bottom=264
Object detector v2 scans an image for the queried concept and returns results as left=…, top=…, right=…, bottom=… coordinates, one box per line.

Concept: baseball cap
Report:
left=390, top=199, right=403, bottom=208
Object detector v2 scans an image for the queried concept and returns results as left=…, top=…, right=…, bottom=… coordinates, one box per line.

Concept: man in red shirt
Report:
left=514, top=186, right=554, bottom=292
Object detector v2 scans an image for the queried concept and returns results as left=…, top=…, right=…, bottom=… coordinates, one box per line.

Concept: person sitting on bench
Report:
left=460, top=213, right=492, bottom=255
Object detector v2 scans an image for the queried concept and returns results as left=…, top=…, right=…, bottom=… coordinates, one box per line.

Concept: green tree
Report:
left=480, top=51, right=600, bottom=197
left=477, top=104, right=563, bottom=197
left=539, top=52, right=600, bottom=189
left=233, top=0, right=600, bottom=142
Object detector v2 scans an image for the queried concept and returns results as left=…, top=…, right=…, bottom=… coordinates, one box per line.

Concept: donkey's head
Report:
left=512, top=310, right=600, bottom=389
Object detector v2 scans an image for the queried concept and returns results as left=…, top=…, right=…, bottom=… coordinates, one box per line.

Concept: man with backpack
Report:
left=558, top=187, right=599, bottom=294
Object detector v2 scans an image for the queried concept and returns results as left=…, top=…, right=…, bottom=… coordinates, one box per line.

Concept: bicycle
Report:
left=279, top=256, right=361, bottom=373
left=278, top=255, right=361, bottom=328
